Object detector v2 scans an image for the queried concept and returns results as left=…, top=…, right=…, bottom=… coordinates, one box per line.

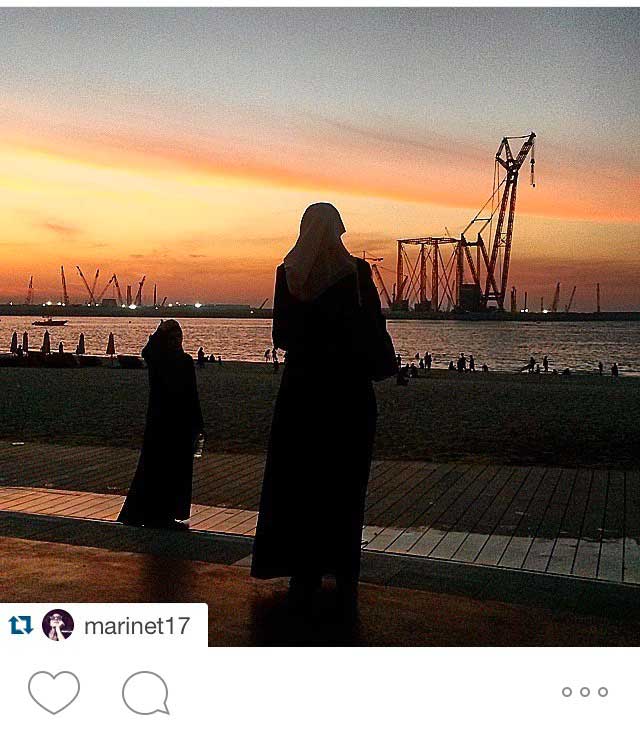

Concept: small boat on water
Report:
left=32, top=318, right=68, bottom=326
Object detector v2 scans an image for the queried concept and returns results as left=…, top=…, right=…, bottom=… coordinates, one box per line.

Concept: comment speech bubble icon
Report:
left=122, top=671, right=170, bottom=716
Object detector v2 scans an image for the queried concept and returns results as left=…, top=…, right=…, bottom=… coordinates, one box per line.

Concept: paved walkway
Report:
left=5, top=535, right=639, bottom=646
left=1, top=440, right=639, bottom=586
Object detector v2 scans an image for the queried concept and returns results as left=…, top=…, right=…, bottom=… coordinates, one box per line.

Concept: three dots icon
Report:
left=562, top=686, right=608, bottom=698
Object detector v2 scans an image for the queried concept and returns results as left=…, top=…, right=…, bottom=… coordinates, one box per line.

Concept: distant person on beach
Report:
left=543, top=355, right=549, bottom=372
left=469, top=354, right=475, bottom=372
left=58, top=341, right=64, bottom=354
left=419, top=358, right=425, bottom=370
left=598, top=361, right=604, bottom=376
left=410, top=363, right=419, bottom=378
left=528, top=356, right=536, bottom=373
left=396, top=352, right=402, bottom=368
left=482, top=363, right=489, bottom=372
left=448, top=360, right=455, bottom=371
left=457, top=353, right=466, bottom=372
left=251, top=202, right=397, bottom=610
left=612, top=362, right=619, bottom=377
left=397, top=365, right=410, bottom=385
left=197, top=347, right=206, bottom=367
left=118, top=320, right=204, bottom=530
left=425, top=352, right=432, bottom=370
left=218, top=355, right=222, bottom=365
left=265, top=349, right=271, bottom=362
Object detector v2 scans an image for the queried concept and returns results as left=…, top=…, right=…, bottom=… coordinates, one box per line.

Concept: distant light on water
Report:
left=128, top=304, right=137, bottom=310
left=195, top=302, right=202, bottom=309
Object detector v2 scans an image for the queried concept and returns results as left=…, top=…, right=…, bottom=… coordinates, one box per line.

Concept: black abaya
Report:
left=118, top=335, right=204, bottom=525
left=251, top=257, right=393, bottom=582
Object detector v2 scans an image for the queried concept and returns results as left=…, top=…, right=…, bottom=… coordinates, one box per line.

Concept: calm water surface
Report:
left=2, top=316, right=639, bottom=375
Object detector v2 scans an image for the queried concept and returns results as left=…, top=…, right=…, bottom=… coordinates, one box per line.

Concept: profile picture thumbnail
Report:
left=42, top=609, right=74, bottom=641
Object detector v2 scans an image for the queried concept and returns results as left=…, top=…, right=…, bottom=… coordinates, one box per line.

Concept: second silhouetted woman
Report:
left=118, top=319, right=204, bottom=530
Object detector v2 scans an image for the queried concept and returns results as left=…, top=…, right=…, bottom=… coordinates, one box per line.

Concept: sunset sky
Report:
left=1, top=8, right=639, bottom=309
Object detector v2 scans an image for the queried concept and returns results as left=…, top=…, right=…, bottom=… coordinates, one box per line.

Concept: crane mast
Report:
left=61, top=266, right=69, bottom=306
left=483, top=132, right=536, bottom=309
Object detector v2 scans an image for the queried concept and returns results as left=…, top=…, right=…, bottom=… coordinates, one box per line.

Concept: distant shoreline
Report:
left=1, top=305, right=640, bottom=322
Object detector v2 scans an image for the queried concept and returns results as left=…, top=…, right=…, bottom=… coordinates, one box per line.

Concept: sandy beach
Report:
left=1, top=362, right=638, bottom=468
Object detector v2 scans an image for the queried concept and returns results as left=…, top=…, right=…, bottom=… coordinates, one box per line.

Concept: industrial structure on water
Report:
left=369, top=132, right=538, bottom=314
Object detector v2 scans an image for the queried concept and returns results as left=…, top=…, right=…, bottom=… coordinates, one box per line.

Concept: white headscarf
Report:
left=283, top=202, right=357, bottom=302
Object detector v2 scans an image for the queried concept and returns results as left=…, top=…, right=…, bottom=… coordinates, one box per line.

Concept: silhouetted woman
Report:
left=251, top=203, right=396, bottom=606
left=118, top=319, right=204, bottom=530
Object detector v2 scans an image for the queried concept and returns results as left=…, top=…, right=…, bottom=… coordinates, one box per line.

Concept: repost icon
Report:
left=122, top=671, right=170, bottom=716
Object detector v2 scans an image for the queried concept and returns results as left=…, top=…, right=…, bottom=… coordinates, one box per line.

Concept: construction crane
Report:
left=26, top=276, right=33, bottom=305
left=389, top=132, right=536, bottom=312
left=565, top=286, right=577, bottom=313
left=76, top=266, right=97, bottom=305
left=90, top=269, right=100, bottom=303
left=96, top=274, right=117, bottom=304
left=160, top=296, right=167, bottom=307
left=112, top=274, right=124, bottom=306
left=551, top=282, right=561, bottom=313
left=258, top=298, right=269, bottom=309
left=362, top=252, right=393, bottom=309
left=134, top=275, right=146, bottom=307
left=60, top=266, right=69, bottom=306
left=481, top=132, right=536, bottom=309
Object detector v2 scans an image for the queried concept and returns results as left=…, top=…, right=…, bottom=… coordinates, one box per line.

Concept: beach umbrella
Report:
left=41, top=330, right=51, bottom=355
left=76, top=333, right=86, bottom=355
left=106, top=332, right=116, bottom=357
left=10, top=331, right=18, bottom=354
left=22, top=332, right=28, bottom=353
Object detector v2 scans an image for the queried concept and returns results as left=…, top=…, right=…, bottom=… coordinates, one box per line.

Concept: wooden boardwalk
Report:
left=1, top=441, right=638, bottom=586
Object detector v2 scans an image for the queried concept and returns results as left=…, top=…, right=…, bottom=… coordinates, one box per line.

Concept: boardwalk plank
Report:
left=598, top=470, right=625, bottom=582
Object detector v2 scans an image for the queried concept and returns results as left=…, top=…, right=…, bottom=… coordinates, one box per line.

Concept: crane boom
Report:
left=565, top=286, right=577, bottom=313
left=371, top=264, right=392, bottom=308
left=111, top=274, right=124, bottom=306
left=90, top=269, right=100, bottom=303
left=61, top=266, right=70, bottom=305
left=96, top=274, right=116, bottom=303
left=76, top=266, right=97, bottom=305
left=134, top=275, right=146, bottom=306
left=26, top=276, right=33, bottom=305
left=551, top=282, right=561, bottom=313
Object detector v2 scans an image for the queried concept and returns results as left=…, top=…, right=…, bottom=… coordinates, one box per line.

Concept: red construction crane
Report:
left=61, top=266, right=69, bottom=306
left=112, top=274, right=124, bottom=306
left=362, top=252, right=393, bottom=309
left=551, top=282, right=561, bottom=313
left=96, top=274, right=116, bottom=304
left=90, top=269, right=100, bottom=303
left=26, top=276, right=33, bottom=305
left=76, top=266, right=97, bottom=305
left=134, top=275, right=146, bottom=306
left=482, top=132, right=536, bottom=308
left=565, top=285, right=577, bottom=313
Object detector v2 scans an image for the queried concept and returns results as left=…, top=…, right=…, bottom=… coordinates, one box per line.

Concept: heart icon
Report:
left=28, top=671, right=81, bottom=715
